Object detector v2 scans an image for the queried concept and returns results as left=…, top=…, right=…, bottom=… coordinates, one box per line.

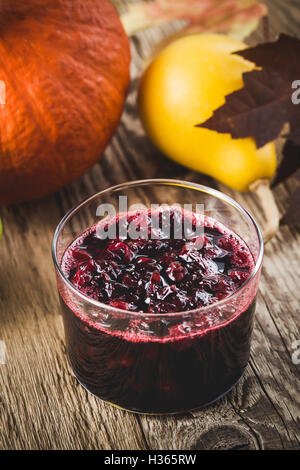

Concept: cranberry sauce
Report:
left=64, top=209, right=254, bottom=312
left=59, top=209, right=257, bottom=413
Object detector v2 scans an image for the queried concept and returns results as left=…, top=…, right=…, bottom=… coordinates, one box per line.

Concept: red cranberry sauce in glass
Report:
left=59, top=208, right=258, bottom=413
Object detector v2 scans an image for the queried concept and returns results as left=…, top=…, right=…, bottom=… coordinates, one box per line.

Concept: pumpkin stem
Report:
left=249, top=179, right=280, bottom=244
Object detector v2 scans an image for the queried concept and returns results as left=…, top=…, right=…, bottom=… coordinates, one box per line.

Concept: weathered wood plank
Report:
left=0, top=198, right=149, bottom=450
left=0, top=0, right=299, bottom=450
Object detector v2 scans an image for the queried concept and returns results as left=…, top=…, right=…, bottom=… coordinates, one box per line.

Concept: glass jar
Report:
left=52, top=179, right=263, bottom=414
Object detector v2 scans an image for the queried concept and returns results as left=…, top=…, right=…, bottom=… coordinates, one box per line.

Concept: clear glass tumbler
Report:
left=52, top=179, right=263, bottom=414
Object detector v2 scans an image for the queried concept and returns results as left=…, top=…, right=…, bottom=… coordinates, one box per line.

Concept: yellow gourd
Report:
left=138, top=34, right=279, bottom=241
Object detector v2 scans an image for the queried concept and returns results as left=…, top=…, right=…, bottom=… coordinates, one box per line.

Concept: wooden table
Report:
left=0, top=0, right=299, bottom=450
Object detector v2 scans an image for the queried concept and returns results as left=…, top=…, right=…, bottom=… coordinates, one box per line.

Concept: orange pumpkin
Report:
left=0, top=0, right=130, bottom=205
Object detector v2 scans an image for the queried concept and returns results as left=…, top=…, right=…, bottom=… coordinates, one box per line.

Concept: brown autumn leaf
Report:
left=121, top=0, right=267, bottom=41
left=197, top=34, right=300, bottom=226
left=197, top=34, right=300, bottom=149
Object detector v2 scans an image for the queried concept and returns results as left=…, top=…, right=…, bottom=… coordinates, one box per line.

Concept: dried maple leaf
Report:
left=121, top=0, right=267, bottom=41
left=235, top=33, right=300, bottom=70
left=198, top=34, right=300, bottom=149
left=197, top=34, right=300, bottom=226
left=280, top=179, right=300, bottom=226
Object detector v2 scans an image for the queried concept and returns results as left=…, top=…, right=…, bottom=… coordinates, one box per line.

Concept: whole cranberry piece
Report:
left=72, top=260, right=96, bottom=288
left=71, top=247, right=91, bottom=265
left=179, top=244, right=204, bottom=265
left=150, top=270, right=161, bottom=285
left=109, top=300, right=134, bottom=311
left=166, top=262, right=187, bottom=282
left=106, top=241, right=134, bottom=263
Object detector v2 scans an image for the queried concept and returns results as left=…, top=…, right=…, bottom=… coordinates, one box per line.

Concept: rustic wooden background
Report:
left=0, top=0, right=299, bottom=450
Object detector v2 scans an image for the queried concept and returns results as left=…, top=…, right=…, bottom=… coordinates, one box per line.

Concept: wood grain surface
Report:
left=0, top=0, right=299, bottom=450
